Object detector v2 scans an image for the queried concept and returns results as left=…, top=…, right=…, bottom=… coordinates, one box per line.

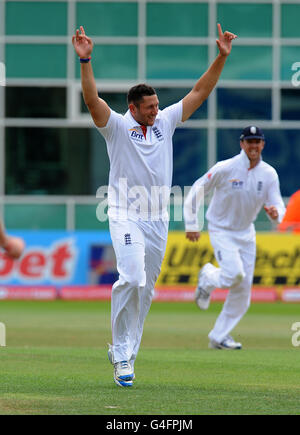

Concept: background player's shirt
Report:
left=98, top=101, right=182, bottom=221
left=184, top=150, right=286, bottom=232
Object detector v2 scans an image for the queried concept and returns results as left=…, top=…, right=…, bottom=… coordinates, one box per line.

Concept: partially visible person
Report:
left=184, top=126, right=286, bottom=350
left=278, top=189, right=300, bottom=233
left=0, top=221, right=25, bottom=259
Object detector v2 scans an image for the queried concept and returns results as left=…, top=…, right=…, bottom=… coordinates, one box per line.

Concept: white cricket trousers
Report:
left=200, top=225, right=256, bottom=343
left=109, top=218, right=168, bottom=365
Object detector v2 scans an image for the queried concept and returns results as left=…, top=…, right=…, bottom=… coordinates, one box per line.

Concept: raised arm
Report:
left=72, top=26, right=110, bottom=128
left=182, top=24, right=237, bottom=122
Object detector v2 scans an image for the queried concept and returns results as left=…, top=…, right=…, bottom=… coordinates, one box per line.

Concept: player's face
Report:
left=130, top=95, right=159, bottom=126
left=240, top=138, right=265, bottom=166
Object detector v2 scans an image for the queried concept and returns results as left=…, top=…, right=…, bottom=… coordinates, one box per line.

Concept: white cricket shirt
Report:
left=98, top=101, right=183, bottom=221
left=184, top=150, right=286, bottom=232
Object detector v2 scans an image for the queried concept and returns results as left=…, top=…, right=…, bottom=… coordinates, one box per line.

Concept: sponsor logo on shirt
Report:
left=128, top=126, right=164, bottom=143
left=129, top=128, right=144, bottom=141
left=229, top=179, right=244, bottom=189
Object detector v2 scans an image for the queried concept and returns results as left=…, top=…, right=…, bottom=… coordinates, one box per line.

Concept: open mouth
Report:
left=248, top=148, right=259, bottom=157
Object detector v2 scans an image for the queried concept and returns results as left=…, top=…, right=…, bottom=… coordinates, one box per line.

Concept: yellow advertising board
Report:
left=157, top=232, right=300, bottom=288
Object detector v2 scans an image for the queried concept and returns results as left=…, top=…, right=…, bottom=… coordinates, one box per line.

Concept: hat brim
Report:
left=242, top=135, right=264, bottom=140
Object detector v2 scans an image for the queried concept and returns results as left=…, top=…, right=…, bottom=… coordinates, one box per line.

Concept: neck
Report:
left=249, top=159, right=260, bottom=169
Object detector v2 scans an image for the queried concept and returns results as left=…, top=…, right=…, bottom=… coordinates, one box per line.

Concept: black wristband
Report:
left=80, top=57, right=91, bottom=63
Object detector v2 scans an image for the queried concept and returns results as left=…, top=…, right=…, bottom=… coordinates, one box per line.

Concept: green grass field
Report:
left=0, top=300, right=299, bottom=415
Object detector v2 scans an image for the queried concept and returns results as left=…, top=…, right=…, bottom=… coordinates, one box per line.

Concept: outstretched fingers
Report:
left=217, top=23, right=223, bottom=38
left=73, top=29, right=80, bottom=42
left=74, top=27, right=84, bottom=41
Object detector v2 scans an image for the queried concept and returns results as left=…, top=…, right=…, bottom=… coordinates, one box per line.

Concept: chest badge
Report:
left=257, top=181, right=263, bottom=192
left=229, top=179, right=244, bottom=190
left=152, top=126, right=164, bottom=142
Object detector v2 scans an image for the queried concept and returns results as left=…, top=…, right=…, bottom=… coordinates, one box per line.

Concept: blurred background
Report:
left=0, top=0, right=299, bottom=300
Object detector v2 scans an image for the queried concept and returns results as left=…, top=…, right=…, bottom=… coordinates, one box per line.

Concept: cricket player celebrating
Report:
left=72, top=24, right=236, bottom=386
left=184, top=126, right=286, bottom=350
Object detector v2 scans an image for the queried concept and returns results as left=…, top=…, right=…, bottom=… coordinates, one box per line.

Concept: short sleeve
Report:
left=97, top=109, right=124, bottom=143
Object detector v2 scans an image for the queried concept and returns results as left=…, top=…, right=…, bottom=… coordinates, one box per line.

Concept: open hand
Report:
left=72, top=26, right=93, bottom=58
left=216, top=23, right=237, bottom=56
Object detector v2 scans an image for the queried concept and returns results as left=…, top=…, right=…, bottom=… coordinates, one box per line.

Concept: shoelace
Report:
left=120, top=361, right=130, bottom=369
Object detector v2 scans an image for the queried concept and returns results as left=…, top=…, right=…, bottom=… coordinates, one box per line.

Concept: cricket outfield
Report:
left=0, top=300, right=299, bottom=415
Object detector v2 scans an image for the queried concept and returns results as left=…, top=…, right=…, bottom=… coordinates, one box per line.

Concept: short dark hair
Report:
left=127, top=83, right=156, bottom=106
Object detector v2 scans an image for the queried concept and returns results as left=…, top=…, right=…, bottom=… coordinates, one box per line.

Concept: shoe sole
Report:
left=114, top=371, right=134, bottom=387
left=209, top=342, right=242, bottom=350
left=113, top=374, right=135, bottom=387
left=114, top=378, right=133, bottom=387
left=114, top=376, right=134, bottom=387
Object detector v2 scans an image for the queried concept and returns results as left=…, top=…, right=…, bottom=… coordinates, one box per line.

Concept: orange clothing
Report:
left=278, top=190, right=300, bottom=233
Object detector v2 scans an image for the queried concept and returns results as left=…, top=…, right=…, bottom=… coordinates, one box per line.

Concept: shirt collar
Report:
left=124, top=109, right=142, bottom=128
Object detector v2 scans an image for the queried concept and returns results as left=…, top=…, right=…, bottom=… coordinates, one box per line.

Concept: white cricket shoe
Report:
left=195, top=265, right=213, bottom=310
left=114, top=361, right=134, bottom=387
left=108, top=344, right=135, bottom=386
left=209, top=335, right=242, bottom=350
left=195, top=263, right=216, bottom=310
left=195, top=286, right=211, bottom=310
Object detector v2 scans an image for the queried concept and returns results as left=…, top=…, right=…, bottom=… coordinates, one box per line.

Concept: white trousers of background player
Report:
left=109, top=218, right=168, bottom=365
left=199, top=226, right=256, bottom=344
